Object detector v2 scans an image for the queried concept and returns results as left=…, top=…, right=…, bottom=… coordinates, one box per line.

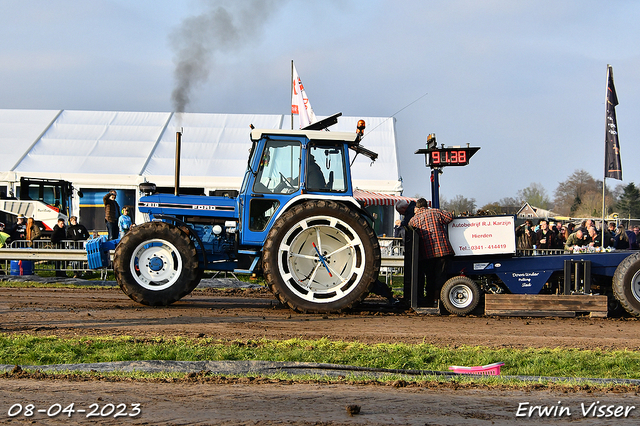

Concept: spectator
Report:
left=556, top=226, right=569, bottom=248
left=604, top=222, right=616, bottom=248
left=566, top=223, right=576, bottom=234
left=616, top=226, right=638, bottom=250
left=103, top=190, right=120, bottom=240
left=565, top=229, right=589, bottom=251
left=66, top=216, right=89, bottom=278
left=409, top=198, right=455, bottom=307
left=26, top=217, right=41, bottom=244
left=587, top=226, right=602, bottom=247
left=576, top=219, right=594, bottom=235
left=555, top=221, right=563, bottom=235
left=66, top=216, right=90, bottom=241
left=516, top=219, right=536, bottom=251
left=51, top=218, right=67, bottom=277
left=393, top=219, right=404, bottom=242
left=0, top=222, right=10, bottom=248
left=614, top=225, right=629, bottom=249
left=634, top=225, right=640, bottom=240
left=535, top=219, right=556, bottom=250
left=118, top=206, right=133, bottom=239
left=10, top=216, right=26, bottom=241
left=395, top=199, right=416, bottom=304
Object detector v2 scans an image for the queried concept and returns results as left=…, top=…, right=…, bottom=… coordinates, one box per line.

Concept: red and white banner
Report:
left=291, top=64, right=317, bottom=128
left=353, top=189, right=417, bottom=207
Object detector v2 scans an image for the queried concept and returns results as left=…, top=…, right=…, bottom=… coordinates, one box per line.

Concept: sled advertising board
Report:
left=448, top=215, right=516, bottom=256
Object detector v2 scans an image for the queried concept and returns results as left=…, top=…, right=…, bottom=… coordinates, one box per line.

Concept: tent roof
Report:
left=0, top=109, right=402, bottom=193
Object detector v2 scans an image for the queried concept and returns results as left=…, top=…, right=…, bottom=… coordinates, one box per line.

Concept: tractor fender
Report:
left=271, top=194, right=366, bottom=225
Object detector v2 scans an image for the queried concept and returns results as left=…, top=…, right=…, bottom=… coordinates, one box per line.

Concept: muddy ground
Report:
left=1, top=285, right=640, bottom=425
left=1, top=286, right=639, bottom=349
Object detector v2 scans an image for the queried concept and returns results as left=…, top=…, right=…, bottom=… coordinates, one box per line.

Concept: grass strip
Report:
left=1, top=334, right=639, bottom=380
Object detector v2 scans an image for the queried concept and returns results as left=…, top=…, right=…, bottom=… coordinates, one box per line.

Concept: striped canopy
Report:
left=353, top=189, right=415, bottom=207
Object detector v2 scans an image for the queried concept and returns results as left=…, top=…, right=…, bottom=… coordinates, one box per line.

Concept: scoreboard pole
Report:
left=431, top=168, right=440, bottom=209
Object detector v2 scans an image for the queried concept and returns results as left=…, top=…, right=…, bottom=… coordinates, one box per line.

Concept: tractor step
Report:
left=485, top=294, right=608, bottom=318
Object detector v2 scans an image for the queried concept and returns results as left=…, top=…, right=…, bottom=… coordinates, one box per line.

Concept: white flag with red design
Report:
left=291, top=64, right=317, bottom=128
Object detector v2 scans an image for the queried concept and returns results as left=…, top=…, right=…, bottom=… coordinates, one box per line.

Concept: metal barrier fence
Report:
left=379, top=237, right=404, bottom=284
left=0, top=239, right=91, bottom=276
left=1, top=237, right=407, bottom=281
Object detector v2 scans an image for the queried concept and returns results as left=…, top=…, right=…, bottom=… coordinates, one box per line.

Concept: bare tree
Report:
left=517, top=182, right=551, bottom=210
left=553, top=170, right=600, bottom=216
left=441, top=194, right=476, bottom=215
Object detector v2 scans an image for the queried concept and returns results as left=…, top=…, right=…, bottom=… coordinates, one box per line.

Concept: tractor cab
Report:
left=239, top=114, right=375, bottom=246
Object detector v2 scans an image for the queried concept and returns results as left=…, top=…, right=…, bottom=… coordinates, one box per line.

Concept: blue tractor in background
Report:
left=90, top=114, right=382, bottom=313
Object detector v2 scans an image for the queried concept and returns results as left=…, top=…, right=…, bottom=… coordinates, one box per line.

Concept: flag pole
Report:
left=291, top=60, right=294, bottom=130
left=602, top=65, right=609, bottom=230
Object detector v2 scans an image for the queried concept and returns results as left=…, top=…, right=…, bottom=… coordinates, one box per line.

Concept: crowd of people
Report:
left=516, top=218, right=639, bottom=252
left=0, top=215, right=92, bottom=249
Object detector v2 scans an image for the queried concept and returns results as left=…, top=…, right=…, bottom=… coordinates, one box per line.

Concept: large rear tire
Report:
left=113, top=221, right=198, bottom=306
left=440, top=276, right=481, bottom=316
left=612, top=252, right=640, bottom=317
left=263, top=200, right=380, bottom=313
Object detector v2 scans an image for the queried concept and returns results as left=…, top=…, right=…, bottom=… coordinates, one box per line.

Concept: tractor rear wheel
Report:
left=440, top=276, right=481, bottom=316
left=612, top=252, right=640, bottom=317
left=113, top=221, right=199, bottom=306
left=263, top=200, right=380, bottom=313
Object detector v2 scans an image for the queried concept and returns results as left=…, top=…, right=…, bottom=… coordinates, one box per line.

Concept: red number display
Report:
left=428, top=149, right=472, bottom=167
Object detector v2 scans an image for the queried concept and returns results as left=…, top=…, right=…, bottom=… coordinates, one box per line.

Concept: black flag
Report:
left=605, top=65, right=622, bottom=180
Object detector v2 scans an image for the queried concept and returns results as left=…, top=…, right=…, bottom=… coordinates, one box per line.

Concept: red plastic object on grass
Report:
left=448, top=362, right=504, bottom=376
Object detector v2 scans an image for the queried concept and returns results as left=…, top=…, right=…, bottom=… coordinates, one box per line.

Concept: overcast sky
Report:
left=1, top=0, right=638, bottom=207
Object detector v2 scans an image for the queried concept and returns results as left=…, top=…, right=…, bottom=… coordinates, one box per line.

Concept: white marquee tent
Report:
left=0, top=109, right=404, bottom=232
left=0, top=109, right=402, bottom=193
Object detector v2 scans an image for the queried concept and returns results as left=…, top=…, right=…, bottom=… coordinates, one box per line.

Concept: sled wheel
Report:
left=263, top=200, right=380, bottom=313
left=440, top=276, right=481, bottom=316
left=114, top=221, right=198, bottom=306
left=612, top=252, right=640, bottom=317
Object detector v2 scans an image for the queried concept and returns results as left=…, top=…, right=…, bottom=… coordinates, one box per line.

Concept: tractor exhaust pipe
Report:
left=175, top=130, right=182, bottom=196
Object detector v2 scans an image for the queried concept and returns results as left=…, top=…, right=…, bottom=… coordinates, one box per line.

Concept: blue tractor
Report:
left=91, top=114, right=382, bottom=313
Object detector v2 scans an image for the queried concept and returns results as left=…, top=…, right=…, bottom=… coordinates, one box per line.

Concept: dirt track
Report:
left=2, top=286, right=640, bottom=425
left=1, top=286, right=639, bottom=349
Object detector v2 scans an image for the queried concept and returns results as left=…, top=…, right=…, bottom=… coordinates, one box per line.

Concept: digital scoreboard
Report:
left=415, top=146, right=480, bottom=168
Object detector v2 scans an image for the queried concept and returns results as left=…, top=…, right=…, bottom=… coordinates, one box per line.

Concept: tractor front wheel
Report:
left=113, top=221, right=199, bottom=306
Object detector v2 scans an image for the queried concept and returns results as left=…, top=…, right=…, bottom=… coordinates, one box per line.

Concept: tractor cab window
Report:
left=253, top=140, right=301, bottom=194
left=307, top=144, right=347, bottom=192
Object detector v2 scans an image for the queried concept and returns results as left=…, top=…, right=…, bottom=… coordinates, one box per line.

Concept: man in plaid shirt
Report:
left=408, top=198, right=455, bottom=305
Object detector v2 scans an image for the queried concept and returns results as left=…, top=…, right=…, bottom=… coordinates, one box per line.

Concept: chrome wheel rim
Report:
left=278, top=215, right=365, bottom=303
left=129, top=239, right=183, bottom=291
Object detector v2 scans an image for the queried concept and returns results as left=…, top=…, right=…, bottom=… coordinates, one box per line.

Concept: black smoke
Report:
left=169, top=0, right=280, bottom=113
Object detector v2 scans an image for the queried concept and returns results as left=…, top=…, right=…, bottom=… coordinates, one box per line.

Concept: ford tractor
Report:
left=89, top=114, right=382, bottom=313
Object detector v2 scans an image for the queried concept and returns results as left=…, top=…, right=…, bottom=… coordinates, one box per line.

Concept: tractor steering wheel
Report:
left=279, top=172, right=294, bottom=189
